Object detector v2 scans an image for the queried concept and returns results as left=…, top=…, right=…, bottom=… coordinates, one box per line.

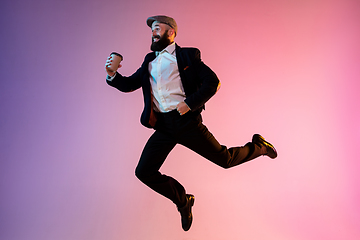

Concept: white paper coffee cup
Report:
left=107, top=52, right=123, bottom=72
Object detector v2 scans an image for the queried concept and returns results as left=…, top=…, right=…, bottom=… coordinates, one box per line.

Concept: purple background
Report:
left=1, top=0, right=360, bottom=239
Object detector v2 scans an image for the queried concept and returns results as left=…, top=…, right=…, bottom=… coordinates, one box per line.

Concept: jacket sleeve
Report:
left=106, top=67, right=142, bottom=93
left=183, top=49, right=220, bottom=111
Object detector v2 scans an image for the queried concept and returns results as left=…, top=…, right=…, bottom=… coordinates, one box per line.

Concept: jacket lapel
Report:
left=142, top=52, right=157, bottom=128
left=175, top=44, right=188, bottom=88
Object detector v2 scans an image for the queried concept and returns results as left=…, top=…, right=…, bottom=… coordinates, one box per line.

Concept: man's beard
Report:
left=151, top=30, right=171, bottom=52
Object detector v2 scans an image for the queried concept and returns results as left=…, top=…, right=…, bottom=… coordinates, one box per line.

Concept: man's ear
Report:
left=168, top=28, right=175, bottom=38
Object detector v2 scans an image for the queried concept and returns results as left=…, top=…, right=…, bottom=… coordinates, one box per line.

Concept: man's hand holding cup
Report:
left=105, top=52, right=123, bottom=77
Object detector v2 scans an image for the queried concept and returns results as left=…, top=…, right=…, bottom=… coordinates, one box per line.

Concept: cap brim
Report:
left=146, top=17, right=157, bottom=28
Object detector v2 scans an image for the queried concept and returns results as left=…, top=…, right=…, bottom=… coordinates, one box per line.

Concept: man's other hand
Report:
left=176, top=102, right=190, bottom=115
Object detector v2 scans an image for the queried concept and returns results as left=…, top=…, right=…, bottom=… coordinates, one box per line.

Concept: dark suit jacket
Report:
left=107, top=44, right=220, bottom=128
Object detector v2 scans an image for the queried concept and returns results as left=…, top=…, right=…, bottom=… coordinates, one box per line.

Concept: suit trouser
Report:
left=135, top=110, right=264, bottom=207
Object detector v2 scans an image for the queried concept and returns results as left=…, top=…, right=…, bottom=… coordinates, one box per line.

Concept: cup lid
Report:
left=110, top=52, right=123, bottom=60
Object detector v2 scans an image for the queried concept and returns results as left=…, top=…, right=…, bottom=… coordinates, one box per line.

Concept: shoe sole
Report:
left=183, top=195, right=195, bottom=231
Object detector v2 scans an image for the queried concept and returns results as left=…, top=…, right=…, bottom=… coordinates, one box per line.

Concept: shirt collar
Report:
left=156, top=42, right=176, bottom=56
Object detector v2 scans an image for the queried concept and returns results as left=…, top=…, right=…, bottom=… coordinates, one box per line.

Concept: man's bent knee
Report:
left=135, top=166, right=147, bottom=181
left=135, top=165, right=158, bottom=183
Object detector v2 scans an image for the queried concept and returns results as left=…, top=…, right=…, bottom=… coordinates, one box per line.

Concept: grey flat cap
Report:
left=146, top=15, right=177, bottom=36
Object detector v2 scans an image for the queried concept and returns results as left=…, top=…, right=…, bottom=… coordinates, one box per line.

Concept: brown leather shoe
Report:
left=177, top=194, right=195, bottom=231
left=252, top=134, right=277, bottom=159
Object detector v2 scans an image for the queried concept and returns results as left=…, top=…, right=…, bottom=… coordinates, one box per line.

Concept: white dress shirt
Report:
left=149, top=42, right=186, bottom=113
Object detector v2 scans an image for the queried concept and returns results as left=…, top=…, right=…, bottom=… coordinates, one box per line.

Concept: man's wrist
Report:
left=184, top=101, right=191, bottom=111
left=106, top=72, right=117, bottom=81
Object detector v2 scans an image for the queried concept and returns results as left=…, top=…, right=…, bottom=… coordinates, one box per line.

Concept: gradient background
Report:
left=1, top=0, right=360, bottom=239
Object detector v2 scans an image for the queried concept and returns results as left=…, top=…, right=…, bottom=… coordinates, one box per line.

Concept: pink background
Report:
left=1, top=0, right=360, bottom=239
